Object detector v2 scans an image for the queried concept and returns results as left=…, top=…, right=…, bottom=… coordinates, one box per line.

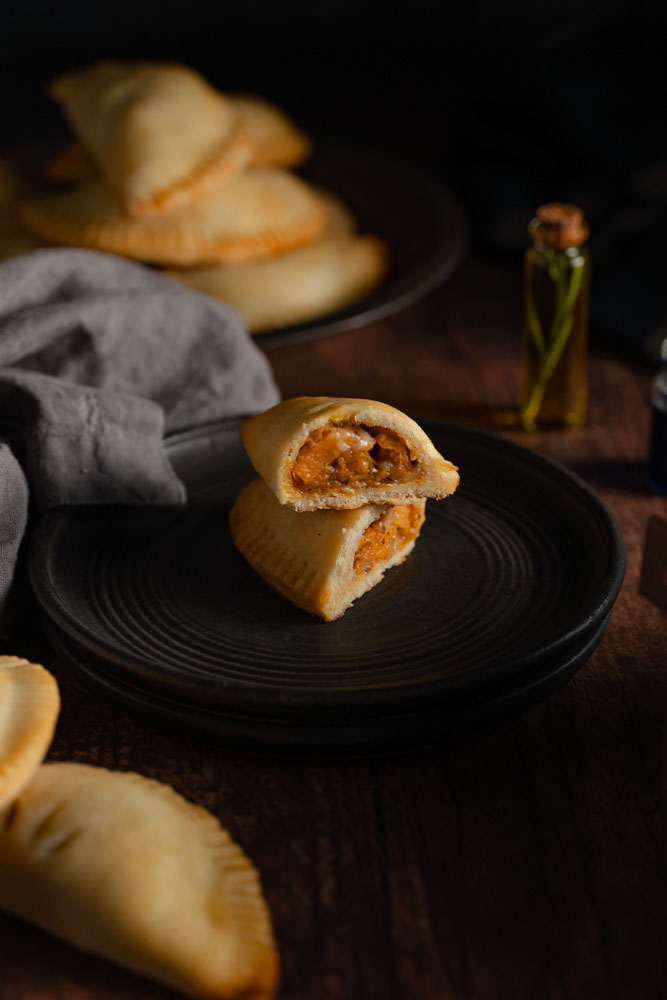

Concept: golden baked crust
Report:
left=0, top=762, right=279, bottom=1000
left=232, top=94, right=311, bottom=167
left=230, top=477, right=425, bottom=620
left=164, top=231, right=386, bottom=332
left=48, top=61, right=256, bottom=218
left=17, top=167, right=328, bottom=266
left=0, top=656, right=60, bottom=810
left=240, top=397, right=459, bottom=510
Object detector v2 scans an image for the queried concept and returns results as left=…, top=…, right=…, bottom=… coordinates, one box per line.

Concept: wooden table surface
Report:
left=1, top=255, right=666, bottom=1000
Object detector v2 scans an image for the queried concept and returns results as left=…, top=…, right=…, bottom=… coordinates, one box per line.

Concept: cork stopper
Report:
left=529, top=203, right=589, bottom=249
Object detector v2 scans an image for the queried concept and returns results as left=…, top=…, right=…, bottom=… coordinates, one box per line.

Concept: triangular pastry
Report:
left=44, top=93, right=310, bottom=183
left=0, top=762, right=279, bottom=1000
left=0, top=656, right=60, bottom=810
left=48, top=61, right=256, bottom=218
left=232, top=94, right=311, bottom=167
left=17, top=167, right=328, bottom=266
left=230, top=477, right=425, bottom=620
left=240, top=396, right=459, bottom=511
left=164, top=199, right=386, bottom=332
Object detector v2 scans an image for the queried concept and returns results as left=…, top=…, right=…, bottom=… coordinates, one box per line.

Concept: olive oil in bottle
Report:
left=519, top=203, right=591, bottom=431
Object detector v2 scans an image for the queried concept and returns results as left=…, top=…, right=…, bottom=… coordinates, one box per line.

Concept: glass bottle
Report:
left=519, top=203, right=591, bottom=431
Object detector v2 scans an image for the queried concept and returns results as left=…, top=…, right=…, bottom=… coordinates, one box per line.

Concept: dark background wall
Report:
left=2, top=0, right=666, bottom=357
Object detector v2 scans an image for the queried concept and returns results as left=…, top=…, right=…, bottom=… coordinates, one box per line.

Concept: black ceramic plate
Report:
left=29, top=419, right=625, bottom=753
left=253, top=145, right=468, bottom=345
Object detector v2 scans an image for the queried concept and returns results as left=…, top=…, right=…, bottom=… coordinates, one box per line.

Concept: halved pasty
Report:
left=240, top=397, right=459, bottom=510
left=0, top=656, right=60, bottom=810
left=164, top=230, right=386, bottom=332
left=17, top=167, right=328, bottom=266
left=232, top=95, right=311, bottom=167
left=48, top=61, right=256, bottom=217
left=0, top=762, right=279, bottom=1000
left=230, top=477, right=425, bottom=620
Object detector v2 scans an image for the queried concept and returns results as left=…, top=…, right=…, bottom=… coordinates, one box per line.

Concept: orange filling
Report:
left=292, top=425, right=418, bottom=491
left=353, top=505, right=421, bottom=575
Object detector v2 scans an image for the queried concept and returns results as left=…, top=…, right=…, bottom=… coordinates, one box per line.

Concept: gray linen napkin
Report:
left=0, top=248, right=280, bottom=625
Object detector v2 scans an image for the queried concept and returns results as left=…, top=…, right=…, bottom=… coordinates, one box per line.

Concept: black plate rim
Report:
left=39, top=610, right=612, bottom=756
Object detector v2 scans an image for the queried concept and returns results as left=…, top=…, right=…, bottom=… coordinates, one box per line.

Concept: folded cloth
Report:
left=0, top=248, right=280, bottom=626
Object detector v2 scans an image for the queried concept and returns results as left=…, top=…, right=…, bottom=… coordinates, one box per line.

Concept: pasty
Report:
left=0, top=656, right=60, bottom=810
left=232, top=94, right=311, bottom=167
left=0, top=762, right=279, bottom=1000
left=164, top=228, right=386, bottom=332
left=240, top=397, right=459, bottom=510
left=48, top=61, right=256, bottom=217
left=229, top=477, right=425, bottom=620
left=44, top=93, right=310, bottom=183
left=17, top=167, right=328, bottom=266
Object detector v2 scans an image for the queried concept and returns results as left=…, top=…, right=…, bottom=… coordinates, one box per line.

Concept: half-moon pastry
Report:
left=240, top=397, right=459, bottom=510
left=232, top=94, right=311, bottom=167
left=0, top=762, right=279, bottom=1000
left=17, top=167, right=328, bottom=266
left=230, top=477, right=425, bottom=620
left=44, top=93, right=311, bottom=183
left=0, top=656, right=60, bottom=810
left=48, top=61, right=256, bottom=217
left=164, top=230, right=386, bottom=332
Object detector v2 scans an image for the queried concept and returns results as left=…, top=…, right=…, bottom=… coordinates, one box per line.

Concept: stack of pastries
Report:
left=231, top=396, right=460, bottom=620
left=1, top=60, right=388, bottom=332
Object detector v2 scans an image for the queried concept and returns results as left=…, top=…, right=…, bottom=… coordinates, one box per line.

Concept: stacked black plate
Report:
left=28, top=418, right=626, bottom=757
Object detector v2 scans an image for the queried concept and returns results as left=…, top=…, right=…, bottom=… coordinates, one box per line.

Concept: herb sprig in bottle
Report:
left=519, top=203, right=591, bottom=431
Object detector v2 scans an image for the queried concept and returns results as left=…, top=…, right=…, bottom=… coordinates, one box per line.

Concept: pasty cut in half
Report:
left=0, top=656, right=60, bottom=810
left=17, top=167, right=328, bottom=266
left=0, top=762, right=279, bottom=1000
left=229, top=477, right=426, bottom=620
left=240, top=397, right=459, bottom=510
left=48, top=61, right=256, bottom=217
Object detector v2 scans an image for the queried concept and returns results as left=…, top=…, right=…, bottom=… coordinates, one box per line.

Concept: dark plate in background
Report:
left=4, top=140, right=467, bottom=348
left=29, top=419, right=625, bottom=754
left=254, top=145, right=469, bottom=345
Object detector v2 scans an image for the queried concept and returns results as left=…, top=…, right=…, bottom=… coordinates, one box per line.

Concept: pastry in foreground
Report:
left=0, top=656, right=60, bottom=810
left=229, top=477, right=426, bottom=620
left=240, top=396, right=459, bottom=510
left=0, top=762, right=279, bottom=1000
left=48, top=61, right=255, bottom=217
left=17, top=167, right=328, bottom=266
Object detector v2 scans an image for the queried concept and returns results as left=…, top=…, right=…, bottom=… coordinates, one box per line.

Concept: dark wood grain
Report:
left=1, top=256, right=665, bottom=1000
